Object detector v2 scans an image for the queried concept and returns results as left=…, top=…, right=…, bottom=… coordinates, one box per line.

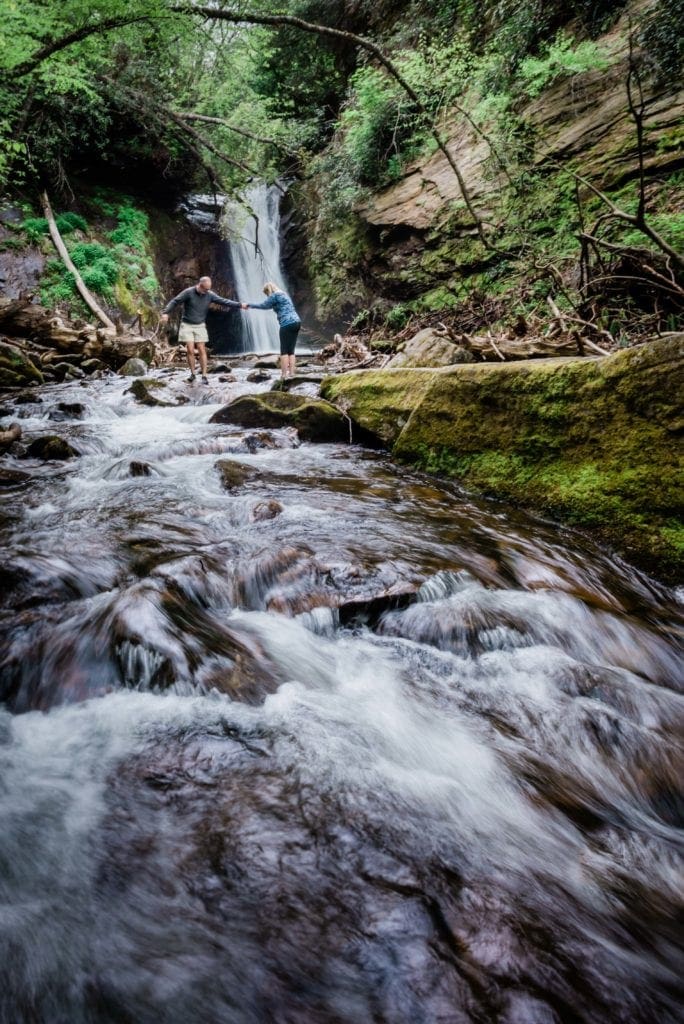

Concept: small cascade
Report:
left=224, top=182, right=288, bottom=353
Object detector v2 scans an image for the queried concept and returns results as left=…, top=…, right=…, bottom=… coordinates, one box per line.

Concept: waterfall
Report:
left=224, top=182, right=287, bottom=353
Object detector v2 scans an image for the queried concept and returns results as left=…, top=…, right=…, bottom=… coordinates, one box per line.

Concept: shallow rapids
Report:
left=0, top=370, right=682, bottom=1024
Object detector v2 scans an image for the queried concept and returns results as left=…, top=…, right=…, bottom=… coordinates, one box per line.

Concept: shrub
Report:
left=519, top=33, right=611, bottom=97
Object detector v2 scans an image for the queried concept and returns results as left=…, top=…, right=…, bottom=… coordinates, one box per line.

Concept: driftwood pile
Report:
left=0, top=296, right=159, bottom=385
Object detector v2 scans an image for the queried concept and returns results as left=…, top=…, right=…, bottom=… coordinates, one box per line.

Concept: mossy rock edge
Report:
left=322, top=338, right=684, bottom=582
left=209, top=391, right=351, bottom=443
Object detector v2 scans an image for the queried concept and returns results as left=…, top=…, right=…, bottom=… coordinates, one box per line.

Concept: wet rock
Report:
left=127, top=379, right=174, bottom=407
left=210, top=391, right=351, bottom=443
left=209, top=363, right=230, bottom=373
left=129, top=461, right=152, bottom=477
left=119, top=357, right=148, bottom=377
left=242, top=430, right=296, bottom=452
left=49, top=362, right=79, bottom=381
left=246, top=370, right=271, bottom=383
left=251, top=499, right=283, bottom=521
left=0, top=467, right=29, bottom=487
left=48, top=402, right=86, bottom=422
left=218, top=374, right=238, bottom=383
left=254, top=356, right=279, bottom=369
left=24, top=435, right=80, bottom=460
left=215, top=459, right=260, bottom=490
left=81, top=358, right=106, bottom=374
left=0, top=339, right=44, bottom=388
left=337, top=587, right=419, bottom=629
left=64, top=366, right=86, bottom=380
left=12, top=392, right=42, bottom=405
left=271, top=374, right=325, bottom=392
left=0, top=421, right=21, bottom=451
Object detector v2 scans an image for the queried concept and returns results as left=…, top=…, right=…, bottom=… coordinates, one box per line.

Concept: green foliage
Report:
left=518, top=33, right=611, bottom=97
left=385, top=304, right=410, bottom=329
left=639, top=0, right=684, bottom=79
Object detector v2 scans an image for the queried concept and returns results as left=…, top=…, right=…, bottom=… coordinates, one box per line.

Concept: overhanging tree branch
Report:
left=178, top=112, right=296, bottom=154
left=172, top=3, right=491, bottom=247
left=7, top=16, right=157, bottom=79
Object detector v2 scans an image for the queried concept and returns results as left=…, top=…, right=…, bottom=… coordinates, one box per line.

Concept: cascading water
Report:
left=224, top=182, right=288, bottom=353
left=0, top=367, right=682, bottom=1024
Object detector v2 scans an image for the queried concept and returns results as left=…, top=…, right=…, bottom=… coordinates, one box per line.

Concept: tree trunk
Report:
left=40, top=191, right=116, bottom=331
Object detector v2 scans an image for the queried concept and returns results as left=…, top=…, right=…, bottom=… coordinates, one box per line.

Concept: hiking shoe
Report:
left=187, top=372, right=196, bottom=383
left=201, top=375, right=209, bottom=385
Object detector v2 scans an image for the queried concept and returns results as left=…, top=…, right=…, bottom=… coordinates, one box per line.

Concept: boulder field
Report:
left=321, top=336, right=684, bottom=580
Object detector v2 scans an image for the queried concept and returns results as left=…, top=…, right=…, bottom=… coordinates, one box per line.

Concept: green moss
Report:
left=324, top=338, right=684, bottom=579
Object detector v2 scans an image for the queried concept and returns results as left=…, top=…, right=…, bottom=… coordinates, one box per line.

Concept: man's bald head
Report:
left=197, top=276, right=212, bottom=293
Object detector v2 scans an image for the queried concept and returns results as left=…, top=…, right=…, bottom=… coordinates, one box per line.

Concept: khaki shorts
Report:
left=178, top=321, right=209, bottom=345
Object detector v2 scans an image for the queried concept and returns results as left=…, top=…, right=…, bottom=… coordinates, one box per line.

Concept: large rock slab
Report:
left=209, top=391, right=351, bottom=443
left=322, top=337, right=684, bottom=581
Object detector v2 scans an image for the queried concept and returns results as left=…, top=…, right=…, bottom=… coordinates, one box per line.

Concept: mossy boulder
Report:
left=215, top=459, right=261, bottom=490
left=24, top=435, right=80, bottom=460
left=322, top=368, right=438, bottom=446
left=209, top=391, right=351, bottom=443
left=322, top=337, right=684, bottom=580
left=0, top=340, right=43, bottom=388
left=127, top=379, right=173, bottom=407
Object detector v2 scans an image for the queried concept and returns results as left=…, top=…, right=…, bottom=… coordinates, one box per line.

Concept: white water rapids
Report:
left=0, top=369, right=682, bottom=1024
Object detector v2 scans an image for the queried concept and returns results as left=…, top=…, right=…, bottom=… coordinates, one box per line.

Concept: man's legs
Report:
left=186, top=341, right=196, bottom=378
left=196, top=343, right=208, bottom=378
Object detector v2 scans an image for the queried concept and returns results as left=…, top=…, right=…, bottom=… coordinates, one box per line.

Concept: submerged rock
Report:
left=24, top=435, right=80, bottom=460
left=246, top=370, right=271, bottom=383
left=251, top=499, right=283, bottom=521
left=48, top=402, right=86, bottom=421
left=215, top=459, right=261, bottom=490
left=127, top=379, right=174, bottom=407
left=129, top=461, right=152, bottom=477
left=210, top=391, right=351, bottom=443
left=0, top=467, right=29, bottom=487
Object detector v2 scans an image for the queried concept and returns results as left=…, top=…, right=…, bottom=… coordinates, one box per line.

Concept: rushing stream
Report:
left=0, top=369, right=682, bottom=1024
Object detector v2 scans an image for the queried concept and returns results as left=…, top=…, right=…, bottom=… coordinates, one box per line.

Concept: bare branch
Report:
left=172, top=3, right=491, bottom=246
left=178, top=112, right=296, bottom=154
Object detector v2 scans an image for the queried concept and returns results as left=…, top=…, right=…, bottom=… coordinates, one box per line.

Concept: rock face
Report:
left=0, top=340, right=43, bottom=388
left=210, top=391, right=352, bottom=443
left=386, top=328, right=477, bottom=368
left=322, top=336, right=684, bottom=580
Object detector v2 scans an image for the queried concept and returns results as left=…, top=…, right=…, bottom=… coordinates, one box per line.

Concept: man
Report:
left=160, top=276, right=240, bottom=384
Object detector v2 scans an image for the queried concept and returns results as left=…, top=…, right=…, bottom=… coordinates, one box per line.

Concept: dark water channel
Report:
left=0, top=370, right=682, bottom=1024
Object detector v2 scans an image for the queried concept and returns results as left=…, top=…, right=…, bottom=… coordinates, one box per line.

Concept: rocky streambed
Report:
left=0, top=365, right=682, bottom=1024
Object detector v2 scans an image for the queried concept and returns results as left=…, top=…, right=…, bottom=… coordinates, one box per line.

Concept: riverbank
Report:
left=322, top=335, right=684, bottom=582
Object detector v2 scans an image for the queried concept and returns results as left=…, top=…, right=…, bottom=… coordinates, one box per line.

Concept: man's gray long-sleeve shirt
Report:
left=163, top=287, right=240, bottom=324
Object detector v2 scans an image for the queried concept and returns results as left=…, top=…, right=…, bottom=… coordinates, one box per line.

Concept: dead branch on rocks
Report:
left=41, top=191, right=116, bottom=331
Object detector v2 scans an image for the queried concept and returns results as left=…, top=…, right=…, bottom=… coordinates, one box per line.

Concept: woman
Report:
left=242, top=282, right=301, bottom=378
